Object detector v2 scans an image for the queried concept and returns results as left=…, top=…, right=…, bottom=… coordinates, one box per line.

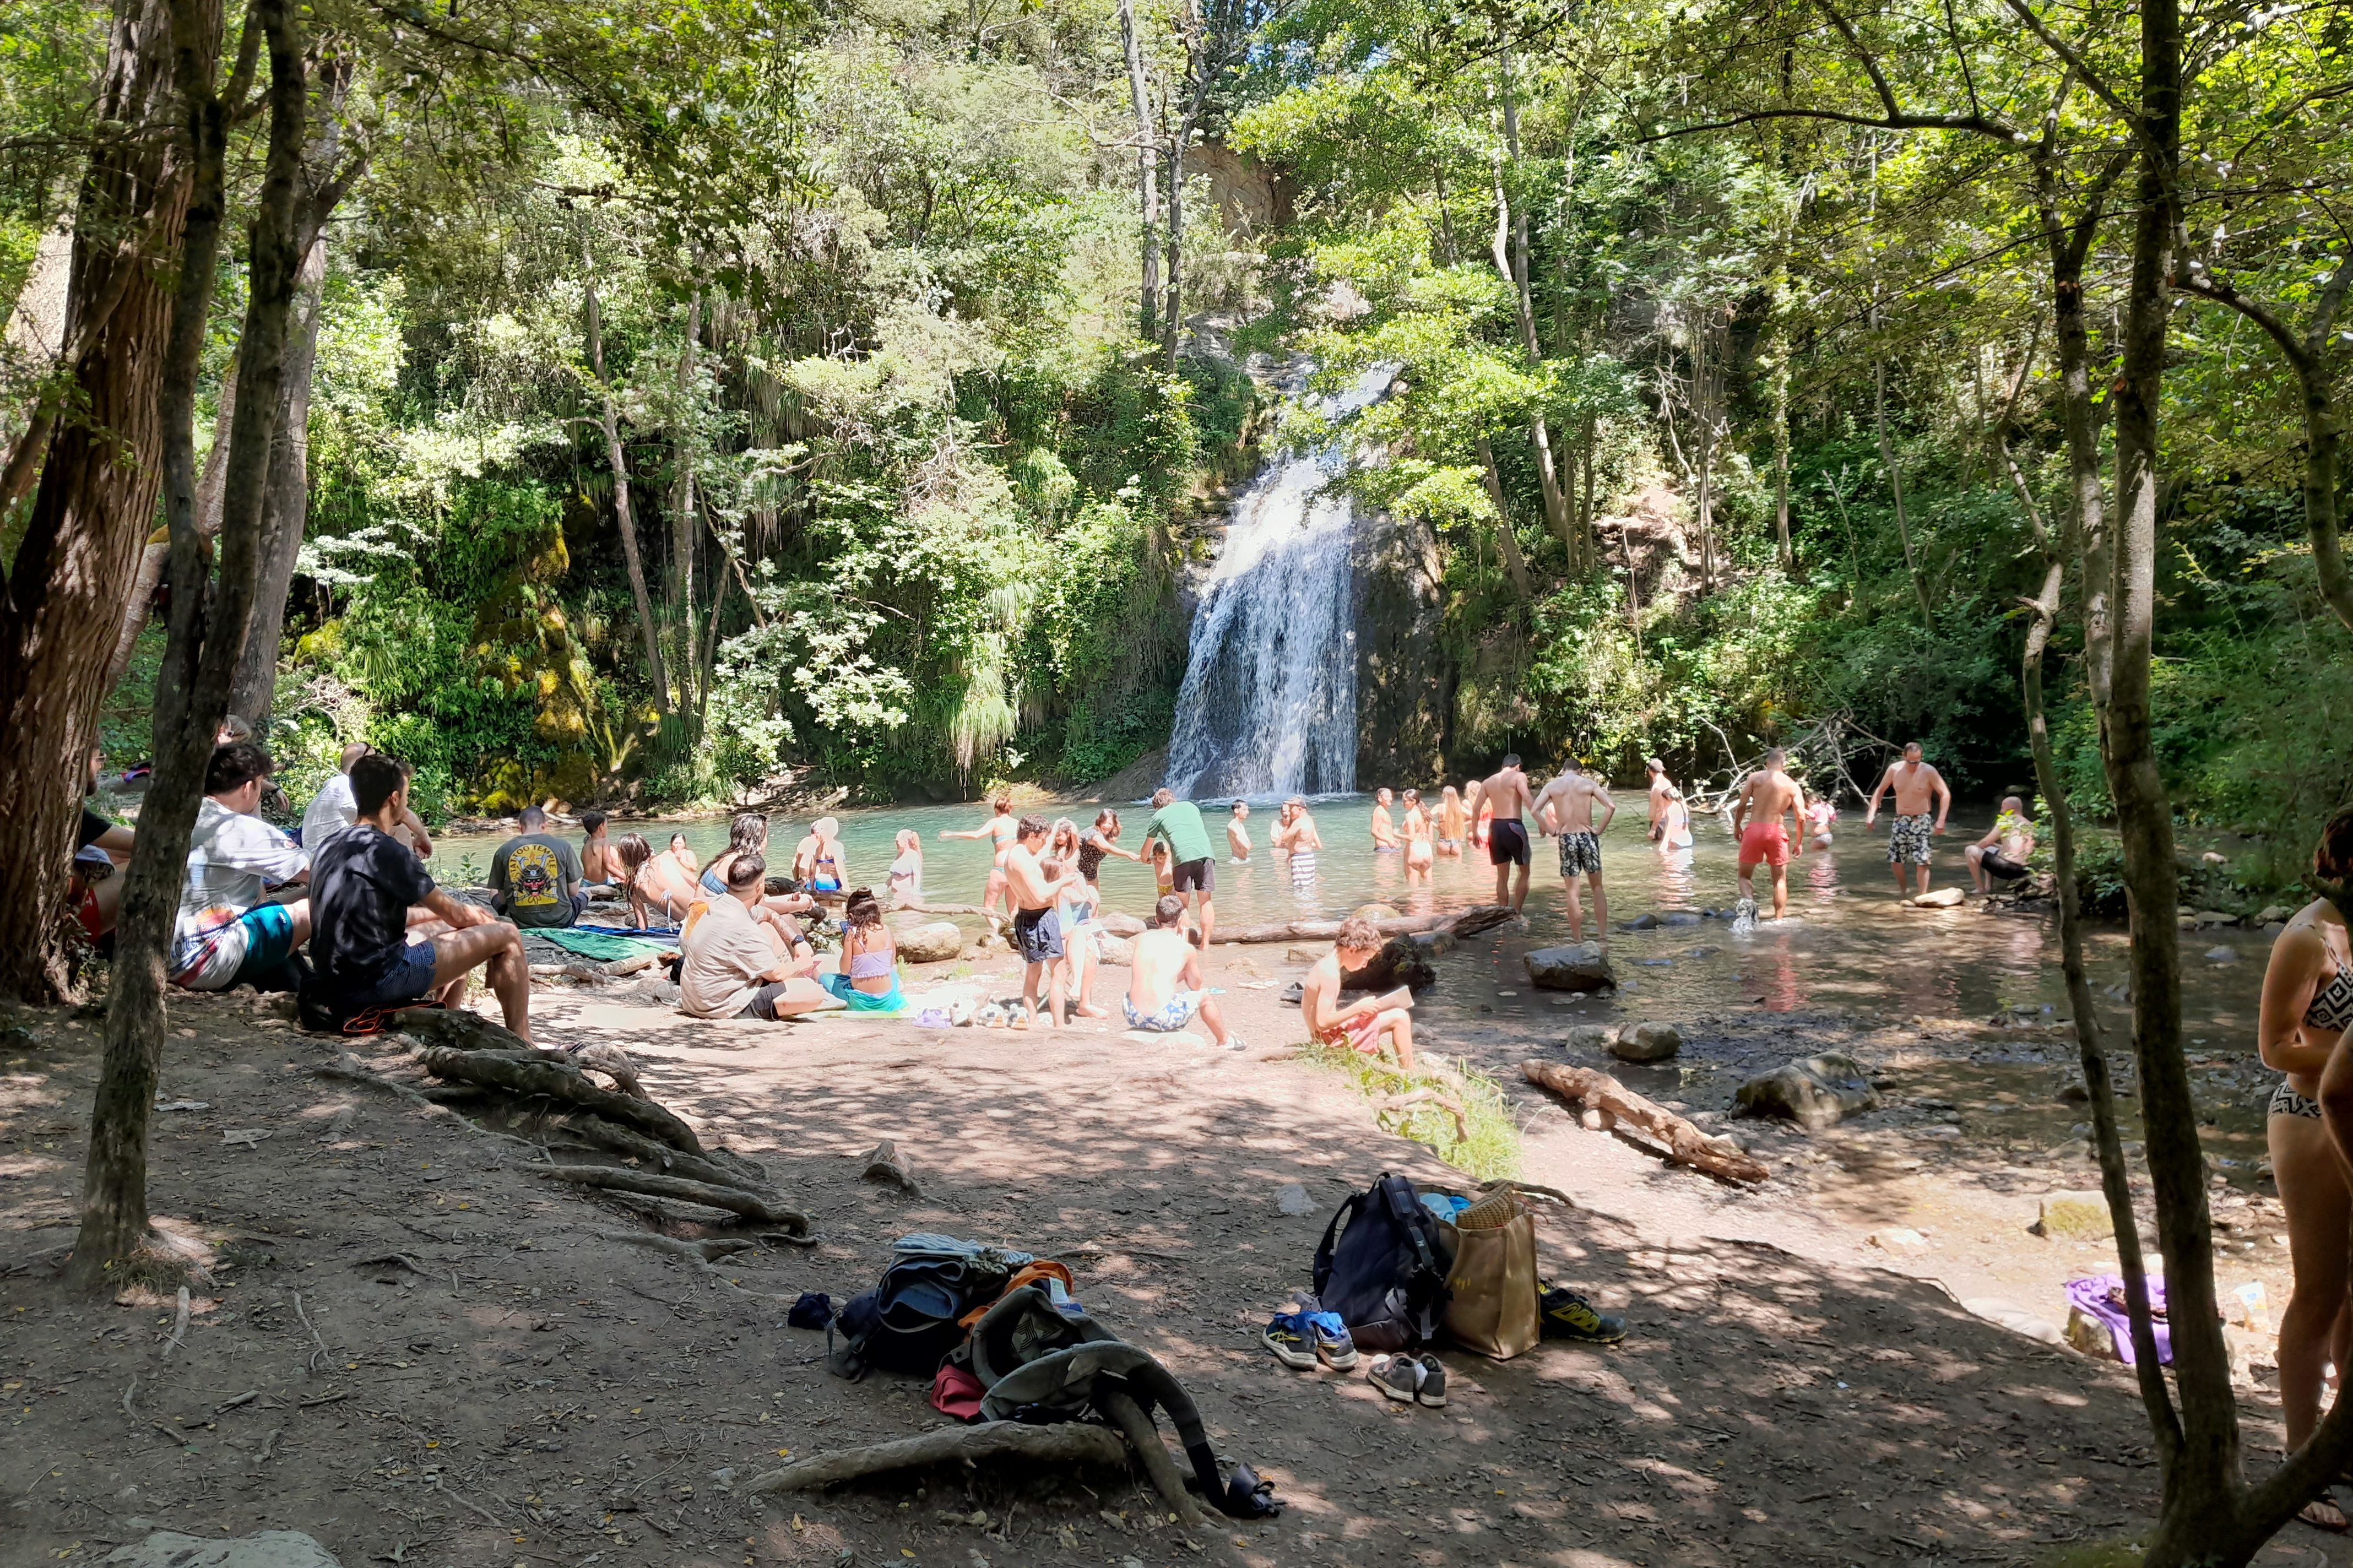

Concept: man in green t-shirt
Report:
left=1142, top=788, right=1219, bottom=946
left=490, top=806, right=585, bottom=929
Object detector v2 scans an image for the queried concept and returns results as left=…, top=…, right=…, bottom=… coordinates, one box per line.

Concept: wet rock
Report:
left=1868, top=1227, right=1929, bottom=1255
left=1351, top=903, right=1403, bottom=923
left=894, top=921, right=964, bottom=964
left=1607, top=1022, right=1683, bottom=1064
left=2253, top=904, right=2292, bottom=926
left=1565, top=1025, right=1615, bottom=1053
left=1618, top=913, right=1661, bottom=931
left=2204, top=946, right=2238, bottom=963
left=1661, top=911, right=1703, bottom=926
left=2032, top=1190, right=2115, bottom=1241
left=2056, top=1081, right=2090, bottom=1105
left=1524, top=943, right=1617, bottom=992
left=1285, top=945, right=1328, bottom=963
left=1635, top=957, right=1674, bottom=968
left=102, top=1533, right=341, bottom=1568
left=1910, top=887, right=1965, bottom=908
left=1734, top=1052, right=1880, bottom=1130
left=1341, top=937, right=1436, bottom=992
left=2194, top=909, right=2236, bottom=927
left=1408, top=929, right=1454, bottom=958
left=1098, top=911, right=1146, bottom=937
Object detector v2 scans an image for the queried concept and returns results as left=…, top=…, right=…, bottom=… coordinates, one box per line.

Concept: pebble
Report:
left=1276, top=1184, right=1313, bottom=1217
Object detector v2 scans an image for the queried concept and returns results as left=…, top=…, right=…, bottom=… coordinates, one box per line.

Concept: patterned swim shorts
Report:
left=1557, top=831, right=1603, bottom=877
left=1888, top=813, right=1934, bottom=865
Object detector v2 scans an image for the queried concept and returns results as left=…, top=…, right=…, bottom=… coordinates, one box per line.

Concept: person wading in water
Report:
left=1480, top=755, right=1537, bottom=912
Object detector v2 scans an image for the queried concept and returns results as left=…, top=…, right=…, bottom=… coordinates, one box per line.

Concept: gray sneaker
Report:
left=1367, top=1354, right=1421, bottom=1403
left=1414, top=1354, right=1448, bottom=1408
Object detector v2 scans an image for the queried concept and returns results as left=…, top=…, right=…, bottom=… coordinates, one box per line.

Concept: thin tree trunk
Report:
left=1581, top=425, right=1599, bottom=579
left=1162, top=117, right=1187, bottom=372
left=1492, top=70, right=1571, bottom=563
left=1770, top=308, right=1793, bottom=571
left=1119, top=0, right=1160, bottom=340
left=104, top=366, right=229, bottom=697
left=73, top=0, right=302, bottom=1288
left=669, top=284, right=701, bottom=715
left=229, top=232, right=323, bottom=726
left=582, top=239, right=671, bottom=719
left=1475, top=434, right=1535, bottom=601
left=1619, top=512, right=1642, bottom=657
left=1875, top=361, right=1932, bottom=623
left=0, top=0, right=209, bottom=1005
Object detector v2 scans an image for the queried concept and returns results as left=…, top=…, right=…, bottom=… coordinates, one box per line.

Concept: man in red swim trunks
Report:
left=1731, top=747, right=1808, bottom=920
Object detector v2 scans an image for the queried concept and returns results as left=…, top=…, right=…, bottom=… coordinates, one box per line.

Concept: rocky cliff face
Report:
left=1352, top=507, right=1450, bottom=787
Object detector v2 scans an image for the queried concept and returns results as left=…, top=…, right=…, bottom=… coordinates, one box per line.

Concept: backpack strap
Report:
left=1312, top=1191, right=1367, bottom=1296
left=1378, top=1176, right=1440, bottom=1275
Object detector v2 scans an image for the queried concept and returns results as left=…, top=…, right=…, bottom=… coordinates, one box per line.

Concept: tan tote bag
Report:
left=1443, top=1190, right=1541, bottom=1359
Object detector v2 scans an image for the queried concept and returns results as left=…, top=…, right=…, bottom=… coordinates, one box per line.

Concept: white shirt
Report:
left=302, top=772, right=357, bottom=847
left=173, top=796, right=310, bottom=988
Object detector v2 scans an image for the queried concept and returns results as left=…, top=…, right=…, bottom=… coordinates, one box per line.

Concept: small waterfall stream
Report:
left=1164, top=364, right=1392, bottom=799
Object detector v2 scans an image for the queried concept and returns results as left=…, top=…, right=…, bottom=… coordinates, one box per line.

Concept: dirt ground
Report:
left=2, top=923, right=2347, bottom=1568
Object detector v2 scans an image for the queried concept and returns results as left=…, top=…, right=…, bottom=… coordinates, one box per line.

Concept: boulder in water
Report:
left=1618, top=913, right=1661, bottom=932
left=1525, top=943, right=1616, bottom=992
left=1408, top=929, right=1455, bottom=958
left=895, top=922, right=964, bottom=964
left=1607, top=1022, right=1683, bottom=1063
left=1351, top=902, right=1403, bottom=923
left=1734, top=1052, right=1879, bottom=1130
left=1661, top=911, right=1703, bottom=926
left=1341, top=936, right=1435, bottom=992
left=1910, top=887, right=1966, bottom=909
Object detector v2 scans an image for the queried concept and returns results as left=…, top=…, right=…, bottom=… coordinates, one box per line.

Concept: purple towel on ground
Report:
left=2066, top=1274, right=2172, bottom=1365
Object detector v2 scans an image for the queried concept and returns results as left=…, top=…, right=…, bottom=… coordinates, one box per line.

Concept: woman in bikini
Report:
left=628, top=833, right=700, bottom=927
left=886, top=829, right=924, bottom=907
left=1049, top=853, right=1109, bottom=1019
left=2263, top=807, right=2353, bottom=1531
left=703, top=813, right=769, bottom=896
left=823, top=888, right=904, bottom=1013
left=940, top=795, right=1019, bottom=918
left=793, top=816, right=848, bottom=896
left=1436, top=785, right=1467, bottom=857
left=1401, top=789, right=1434, bottom=882
left=1279, top=796, right=1321, bottom=894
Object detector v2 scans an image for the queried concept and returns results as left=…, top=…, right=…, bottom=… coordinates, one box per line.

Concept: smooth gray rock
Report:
left=1618, top=913, right=1660, bottom=931
left=104, top=1533, right=340, bottom=1568
left=894, top=921, right=964, bottom=964
left=1098, top=911, right=1146, bottom=937
left=1524, top=943, right=1617, bottom=992
left=1565, top=1024, right=1615, bottom=1052
left=1276, top=1183, right=1314, bottom=1216
left=1608, top=1022, right=1683, bottom=1063
left=1407, top=929, right=1455, bottom=958
left=1092, top=932, right=1135, bottom=967
left=1661, top=911, right=1702, bottom=926
left=1734, top=1052, right=1880, bottom=1130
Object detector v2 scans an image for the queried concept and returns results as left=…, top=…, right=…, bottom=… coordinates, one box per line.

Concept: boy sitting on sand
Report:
left=1300, top=916, right=1417, bottom=1071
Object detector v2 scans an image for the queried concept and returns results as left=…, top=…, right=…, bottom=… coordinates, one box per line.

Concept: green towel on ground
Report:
left=536, top=929, right=672, bottom=963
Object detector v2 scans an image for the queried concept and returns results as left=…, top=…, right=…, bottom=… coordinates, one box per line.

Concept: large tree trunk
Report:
left=0, top=0, right=204, bottom=1005
left=582, top=246, right=670, bottom=720
left=74, top=0, right=304, bottom=1288
left=1118, top=0, right=1160, bottom=341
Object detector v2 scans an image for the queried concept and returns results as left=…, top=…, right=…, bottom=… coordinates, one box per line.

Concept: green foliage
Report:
left=1300, top=1041, right=1522, bottom=1182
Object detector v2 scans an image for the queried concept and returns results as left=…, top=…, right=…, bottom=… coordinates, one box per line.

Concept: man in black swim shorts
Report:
left=1479, top=753, right=1537, bottom=912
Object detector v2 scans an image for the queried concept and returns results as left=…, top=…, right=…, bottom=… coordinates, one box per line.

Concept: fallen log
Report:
left=1216, top=904, right=1517, bottom=947
left=414, top=1043, right=704, bottom=1156
left=1521, top=1060, right=1771, bottom=1185
left=748, top=1421, right=1131, bottom=1494
left=534, top=1164, right=809, bottom=1232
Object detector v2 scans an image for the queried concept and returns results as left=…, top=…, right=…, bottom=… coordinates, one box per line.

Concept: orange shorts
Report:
left=1738, top=821, right=1790, bottom=871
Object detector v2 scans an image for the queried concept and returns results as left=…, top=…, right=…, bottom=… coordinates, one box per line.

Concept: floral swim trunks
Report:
left=1888, top=813, right=1934, bottom=865
left=1557, top=831, right=1602, bottom=877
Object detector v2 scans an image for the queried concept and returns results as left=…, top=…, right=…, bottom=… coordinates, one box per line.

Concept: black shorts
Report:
left=1488, top=819, right=1531, bottom=867
left=739, top=980, right=797, bottom=1020
left=1172, top=856, right=1215, bottom=894
left=1013, top=905, right=1063, bottom=964
left=1981, top=850, right=2029, bottom=882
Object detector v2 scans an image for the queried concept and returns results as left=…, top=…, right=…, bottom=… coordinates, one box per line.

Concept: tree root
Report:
left=533, top=1164, right=807, bottom=1233
left=415, top=1043, right=702, bottom=1155
left=535, top=1110, right=766, bottom=1190
left=747, top=1421, right=1131, bottom=1494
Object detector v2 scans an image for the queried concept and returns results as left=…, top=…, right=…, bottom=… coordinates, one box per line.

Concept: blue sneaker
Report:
left=1305, top=1310, right=1358, bottom=1370
left=1261, top=1310, right=1317, bottom=1369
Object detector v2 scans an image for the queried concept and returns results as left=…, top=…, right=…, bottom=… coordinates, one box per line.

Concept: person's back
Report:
left=677, top=892, right=769, bottom=1018
left=301, top=742, right=370, bottom=847
left=491, top=807, right=582, bottom=928
left=312, top=823, right=432, bottom=994
left=580, top=810, right=612, bottom=883
left=1127, top=923, right=1191, bottom=1013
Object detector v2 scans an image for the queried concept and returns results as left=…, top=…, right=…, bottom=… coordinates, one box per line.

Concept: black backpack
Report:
left=1313, top=1173, right=1456, bottom=1354
left=828, top=1247, right=1017, bottom=1380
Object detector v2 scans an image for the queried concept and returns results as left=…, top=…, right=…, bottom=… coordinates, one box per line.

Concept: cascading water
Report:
left=1164, top=363, right=1394, bottom=799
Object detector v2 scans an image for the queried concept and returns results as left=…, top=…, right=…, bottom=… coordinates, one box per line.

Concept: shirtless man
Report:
left=1005, top=815, right=1083, bottom=1027
left=1644, top=758, right=1677, bottom=843
left=1967, top=796, right=2037, bottom=892
left=1533, top=762, right=1617, bottom=941
left=940, top=794, right=1018, bottom=918
left=1273, top=797, right=1322, bottom=892
left=1865, top=742, right=1953, bottom=896
left=1227, top=800, right=1253, bottom=863
left=1480, top=755, right=1537, bottom=911
left=1301, top=916, right=1416, bottom=1071
left=1124, top=894, right=1239, bottom=1047
left=1732, top=747, right=1808, bottom=920
left=1370, top=788, right=1401, bottom=851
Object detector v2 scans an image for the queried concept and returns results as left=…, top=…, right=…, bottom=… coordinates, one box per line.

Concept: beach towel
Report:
left=536, top=929, right=675, bottom=963
left=573, top=921, right=682, bottom=940
left=2064, top=1274, right=2171, bottom=1365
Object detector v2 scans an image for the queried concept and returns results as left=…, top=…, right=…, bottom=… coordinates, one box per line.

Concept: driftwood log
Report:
left=1218, top=903, right=1518, bottom=946
left=1521, top=1060, right=1771, bottom=1185
left=748, top=1421, right=1131, bottom=1494
left=414, top=1043, right=704, bottom=1155
left=534, top=1164, right=809, bottom=1232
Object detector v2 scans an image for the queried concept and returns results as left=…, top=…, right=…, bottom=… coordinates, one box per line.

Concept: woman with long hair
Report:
left=825, top=887, right=904, bottom=1012
left=1401, top=788, right=1434, bottom=881
left=1436, top=785, right=1466, bottom=857
left=887, top=828, right=924, bottom=907
left=1078, top=808, right=1139, bottom=892
left=2268, top=807, right=2353, bottom=1531
left=702, top=813, right=769, bottom=896
left=794, top=816, right=848, bottom=895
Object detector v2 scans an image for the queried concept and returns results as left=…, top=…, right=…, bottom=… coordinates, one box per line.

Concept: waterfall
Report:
left=1164, top=363, right=1394, bottom=799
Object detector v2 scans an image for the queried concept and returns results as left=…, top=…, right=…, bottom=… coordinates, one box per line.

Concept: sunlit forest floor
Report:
left=3, top=934, right=2345, bottom=1568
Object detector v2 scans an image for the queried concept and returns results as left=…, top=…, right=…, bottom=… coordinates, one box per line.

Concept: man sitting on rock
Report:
left=1967, top=796, right=2037, bottom=892
left=1302, top=916, right=1416, bottom=1072
left=1124, top=894, right=1239, bottom=1048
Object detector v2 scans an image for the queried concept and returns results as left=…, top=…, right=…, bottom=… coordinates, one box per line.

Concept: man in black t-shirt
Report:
left=307, top=756, right=534, bottom=1039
